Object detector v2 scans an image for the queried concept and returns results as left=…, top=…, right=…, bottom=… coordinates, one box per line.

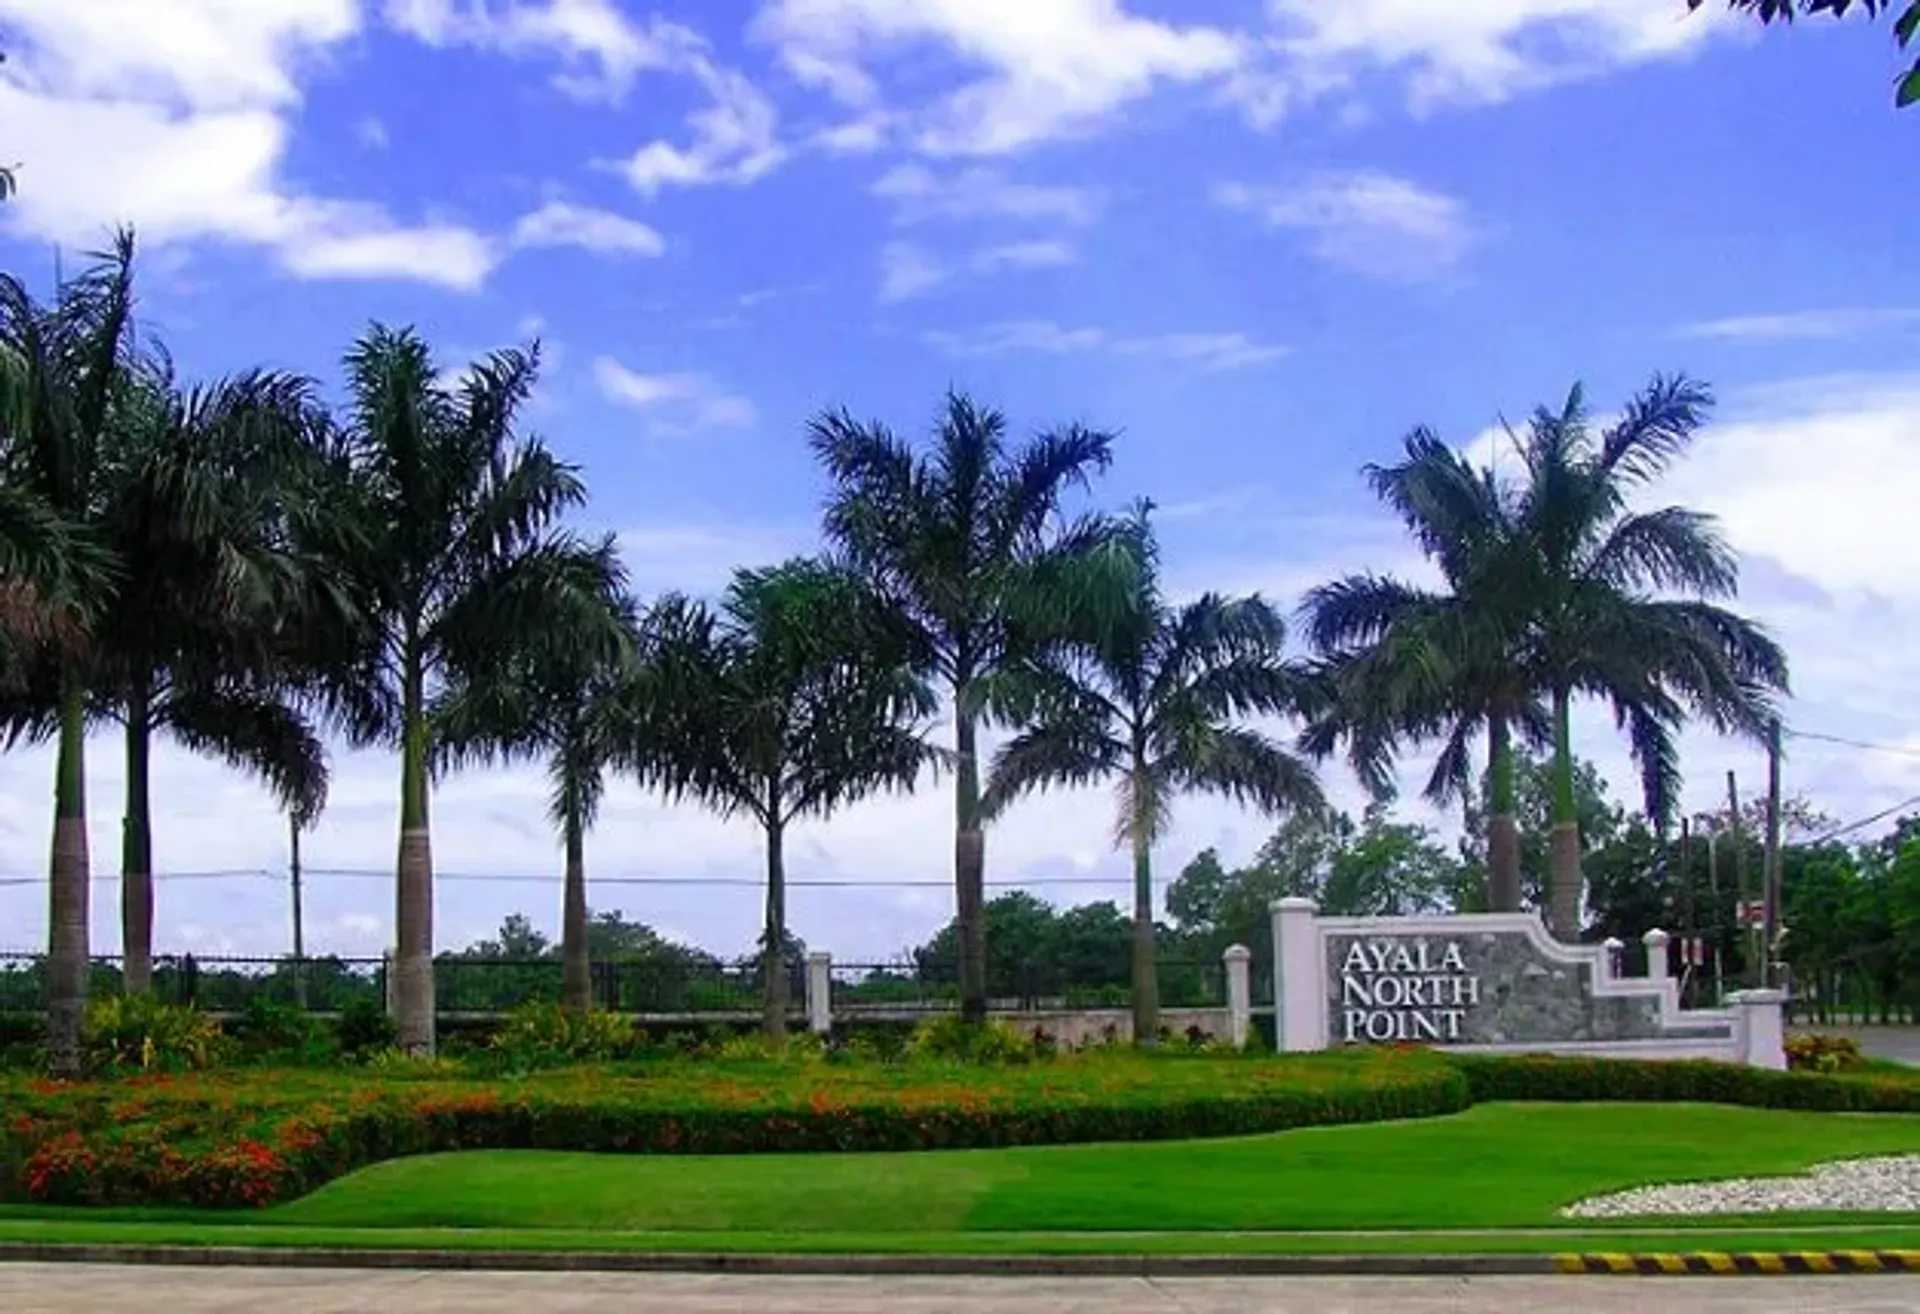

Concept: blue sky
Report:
left=4, top=1, right=1920, bottom=966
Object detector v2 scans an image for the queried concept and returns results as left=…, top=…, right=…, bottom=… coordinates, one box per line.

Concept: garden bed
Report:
left=9, top=1048, right=1920, bottom=1213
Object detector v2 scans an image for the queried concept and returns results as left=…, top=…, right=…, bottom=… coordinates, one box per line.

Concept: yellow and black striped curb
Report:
left=1558, top=1250, right=1920, bottom=1276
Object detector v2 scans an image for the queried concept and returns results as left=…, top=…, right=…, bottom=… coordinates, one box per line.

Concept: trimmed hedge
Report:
left=7, top=1049, right=1920, bottom=1211
left=1447, top=1053, right=1920, bottom=1112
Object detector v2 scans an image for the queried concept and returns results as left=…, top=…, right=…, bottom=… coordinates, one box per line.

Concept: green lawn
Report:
left=43, top=1102, right=1918, bottom=1235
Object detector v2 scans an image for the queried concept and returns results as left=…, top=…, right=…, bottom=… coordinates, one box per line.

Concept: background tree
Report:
left=984, top=531, right=1323, bottom=1043
left=1694, top=0, right=1920, bottom=105
left=812, top=391, right=1136, bottom=1024
left=649, top=559, right=937, bottom=1041
left=1167, top=806, right=1461, bottom=982
left=0, top=232, right=137, bottom=1076
left=1458, top=750, right=1623, bottom=914
left=432, top=540, right=635, bottom=1013
left=325, top=324, right=620, bottom=1054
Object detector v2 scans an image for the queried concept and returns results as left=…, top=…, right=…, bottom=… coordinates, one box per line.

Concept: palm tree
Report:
left=648, top=560, right=937, bottom=1041
left=1503, top=378, right=1789, bottom=938
left=0, top=233, right=138, bottom=1076
left=98, top=364, right=338, bottom=994
left=1306, top=378, right=1789, bottom=939
left=432, top=539, right=637, bottom=1014
left=983, top=515, right=1324, bottom=1044
left=811, top=392, right=1137, bottom=1023
left=1302, top=429, right=1543, bottom=914
left=325, top=324, right=623, bottom=1054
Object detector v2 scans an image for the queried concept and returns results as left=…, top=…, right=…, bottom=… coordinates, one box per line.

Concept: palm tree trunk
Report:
left=1130, top=826, right=1159, bottom=1048
left=560, top=808, right=590, bottom=1015
left=762, top=809, right=789, bottom=1044
left=120, top=686, right=155, bottom=996
left=46, top=676, right=91, bottom=1079
left=1547, top=686, right=1582, bottom=941
left=1486, top=712, right=1521, bottom=913
left=954, top=698, right=988, bottom=1025
left=393, top=654, right=435, bottom=1055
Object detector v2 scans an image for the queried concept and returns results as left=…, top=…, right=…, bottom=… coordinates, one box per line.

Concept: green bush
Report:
left=235, top=998, right=336, bottom=1066
left=905, top=1015, right=1037, bottom=1065
left=1785, top=1033, right=1867, bottom=1073
left=331, top=997, right=397, bottom=1061
left=489, top=1002, right=637, bottom=1070
left=81, top=996, right=228, bottom=1074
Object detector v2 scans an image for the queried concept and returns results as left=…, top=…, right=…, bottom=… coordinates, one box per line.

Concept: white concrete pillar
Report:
left=1270, top=897, right=1323, bottom=1052
left=805, top=952, right=833, bottom=1034
left=1223, top=944, right=1252, bottom=1050
left=1729, top=988, right=1787, bottom=1070
left=1601, top=937, right=1624, bottom=980
left=1643, top=928, right=1672, bottom=980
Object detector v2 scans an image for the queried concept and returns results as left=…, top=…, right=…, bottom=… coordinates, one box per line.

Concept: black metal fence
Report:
left=0, top=951, right=1227, bottom=1017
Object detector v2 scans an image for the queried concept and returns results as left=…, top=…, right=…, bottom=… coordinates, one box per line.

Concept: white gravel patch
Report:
left=1562, top=1155, right=1920, bottom=1218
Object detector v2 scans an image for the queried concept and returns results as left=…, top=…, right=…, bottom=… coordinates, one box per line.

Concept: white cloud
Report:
left=0, top=0, right=359, bottom=111
left=355, top=115, right=390, bottom=149
left=924, top=319, right=1288, bottom=372
left=616, top=61, right=788, bottom=193
left=1680, top=308, right=1920, bottom=343
left=617, top=523, right=819, bottom=597
left=871, top=164, right=1103, bottom=226
left=878, top=240, right=949, bottom=302
left=1258, top=0, right=1731, bottom=115
left=754, top=0, right=1244, bottom=155
left=971, top=239, right=1077, bottom=271
left=0, top=3, right=496, bottom=290
left=382, top=0, right=698, bottom=100
left=593, top=357, right=758, bottom=434
left=510, top=200, right=666, bottom=257
left=1215, top=171, right=1477, bottom=282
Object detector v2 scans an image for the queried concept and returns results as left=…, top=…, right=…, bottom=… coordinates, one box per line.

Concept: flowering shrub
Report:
left=82, top=997, right=229, bottom=1074
left=1785, top=1033, right=1866, bottom=1073
left=488, top=1003, right=637, bottom=1070
left=0, top=1048, right=1467, bottom=1209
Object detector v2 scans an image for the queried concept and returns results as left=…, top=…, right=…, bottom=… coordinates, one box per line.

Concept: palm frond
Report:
left=1599, top=373, right=1713, bottom=484
left=165, top=682, right=330, bottom=825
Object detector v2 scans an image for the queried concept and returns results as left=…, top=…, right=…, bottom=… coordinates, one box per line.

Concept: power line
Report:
left=1786, top=728, right=1920, bottom=760
left=0, top=868, right=1132, bottom=890
left=1804, top=794, right=1920, bottom=848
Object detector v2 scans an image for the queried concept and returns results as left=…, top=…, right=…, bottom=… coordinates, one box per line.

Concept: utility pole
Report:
left=289, top=813, right=307, bottom=1009
left=1679, top=816, right=1695, bottom=1005
left=1706, top=824, right=1724, bottom=1001
left=1727, top=769, right=1758, bottom=989
left=1763, top=718, right=1784, bottom=990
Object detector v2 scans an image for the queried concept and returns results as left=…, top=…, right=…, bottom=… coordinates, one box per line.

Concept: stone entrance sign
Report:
left=1273, top=898, right=1786, bottom=1068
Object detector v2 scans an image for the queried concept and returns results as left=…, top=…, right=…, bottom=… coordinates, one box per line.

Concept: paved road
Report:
left=4, top=1266, right=1920, bottom=1313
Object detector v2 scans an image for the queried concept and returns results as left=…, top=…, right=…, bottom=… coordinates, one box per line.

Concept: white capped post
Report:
left=1270, top=897, right=1323, bottom=1052
left=1730, top=988, right=1788, bottom=1069
left=1223, top=944, right=1252, bottom=1050
left=1643, top=928, right=1672, bottom=980
left=805, top=952, right=833, bottom=1034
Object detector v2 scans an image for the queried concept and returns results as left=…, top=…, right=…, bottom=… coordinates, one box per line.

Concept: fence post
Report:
left=382, top=950, right=395, bottom=1016
left=1223, top=944, right=1252, bottom=1050
left=1643, top=928, right=1672, bottom=980
left=1601, top=937, right=1624, bottom=980
left=181, top=954, right=199, bottom=1008
left=806, top=952, right=832, bottom=1034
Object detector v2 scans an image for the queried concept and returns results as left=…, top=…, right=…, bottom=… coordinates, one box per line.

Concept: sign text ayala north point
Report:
left=1338, top=938, right=1482, bottom=1043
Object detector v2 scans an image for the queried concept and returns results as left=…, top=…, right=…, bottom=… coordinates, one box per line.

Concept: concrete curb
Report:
left=2, top=1243, right=1915, bottom=1277
left=0, top=1244, right=1552, bottom=1276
